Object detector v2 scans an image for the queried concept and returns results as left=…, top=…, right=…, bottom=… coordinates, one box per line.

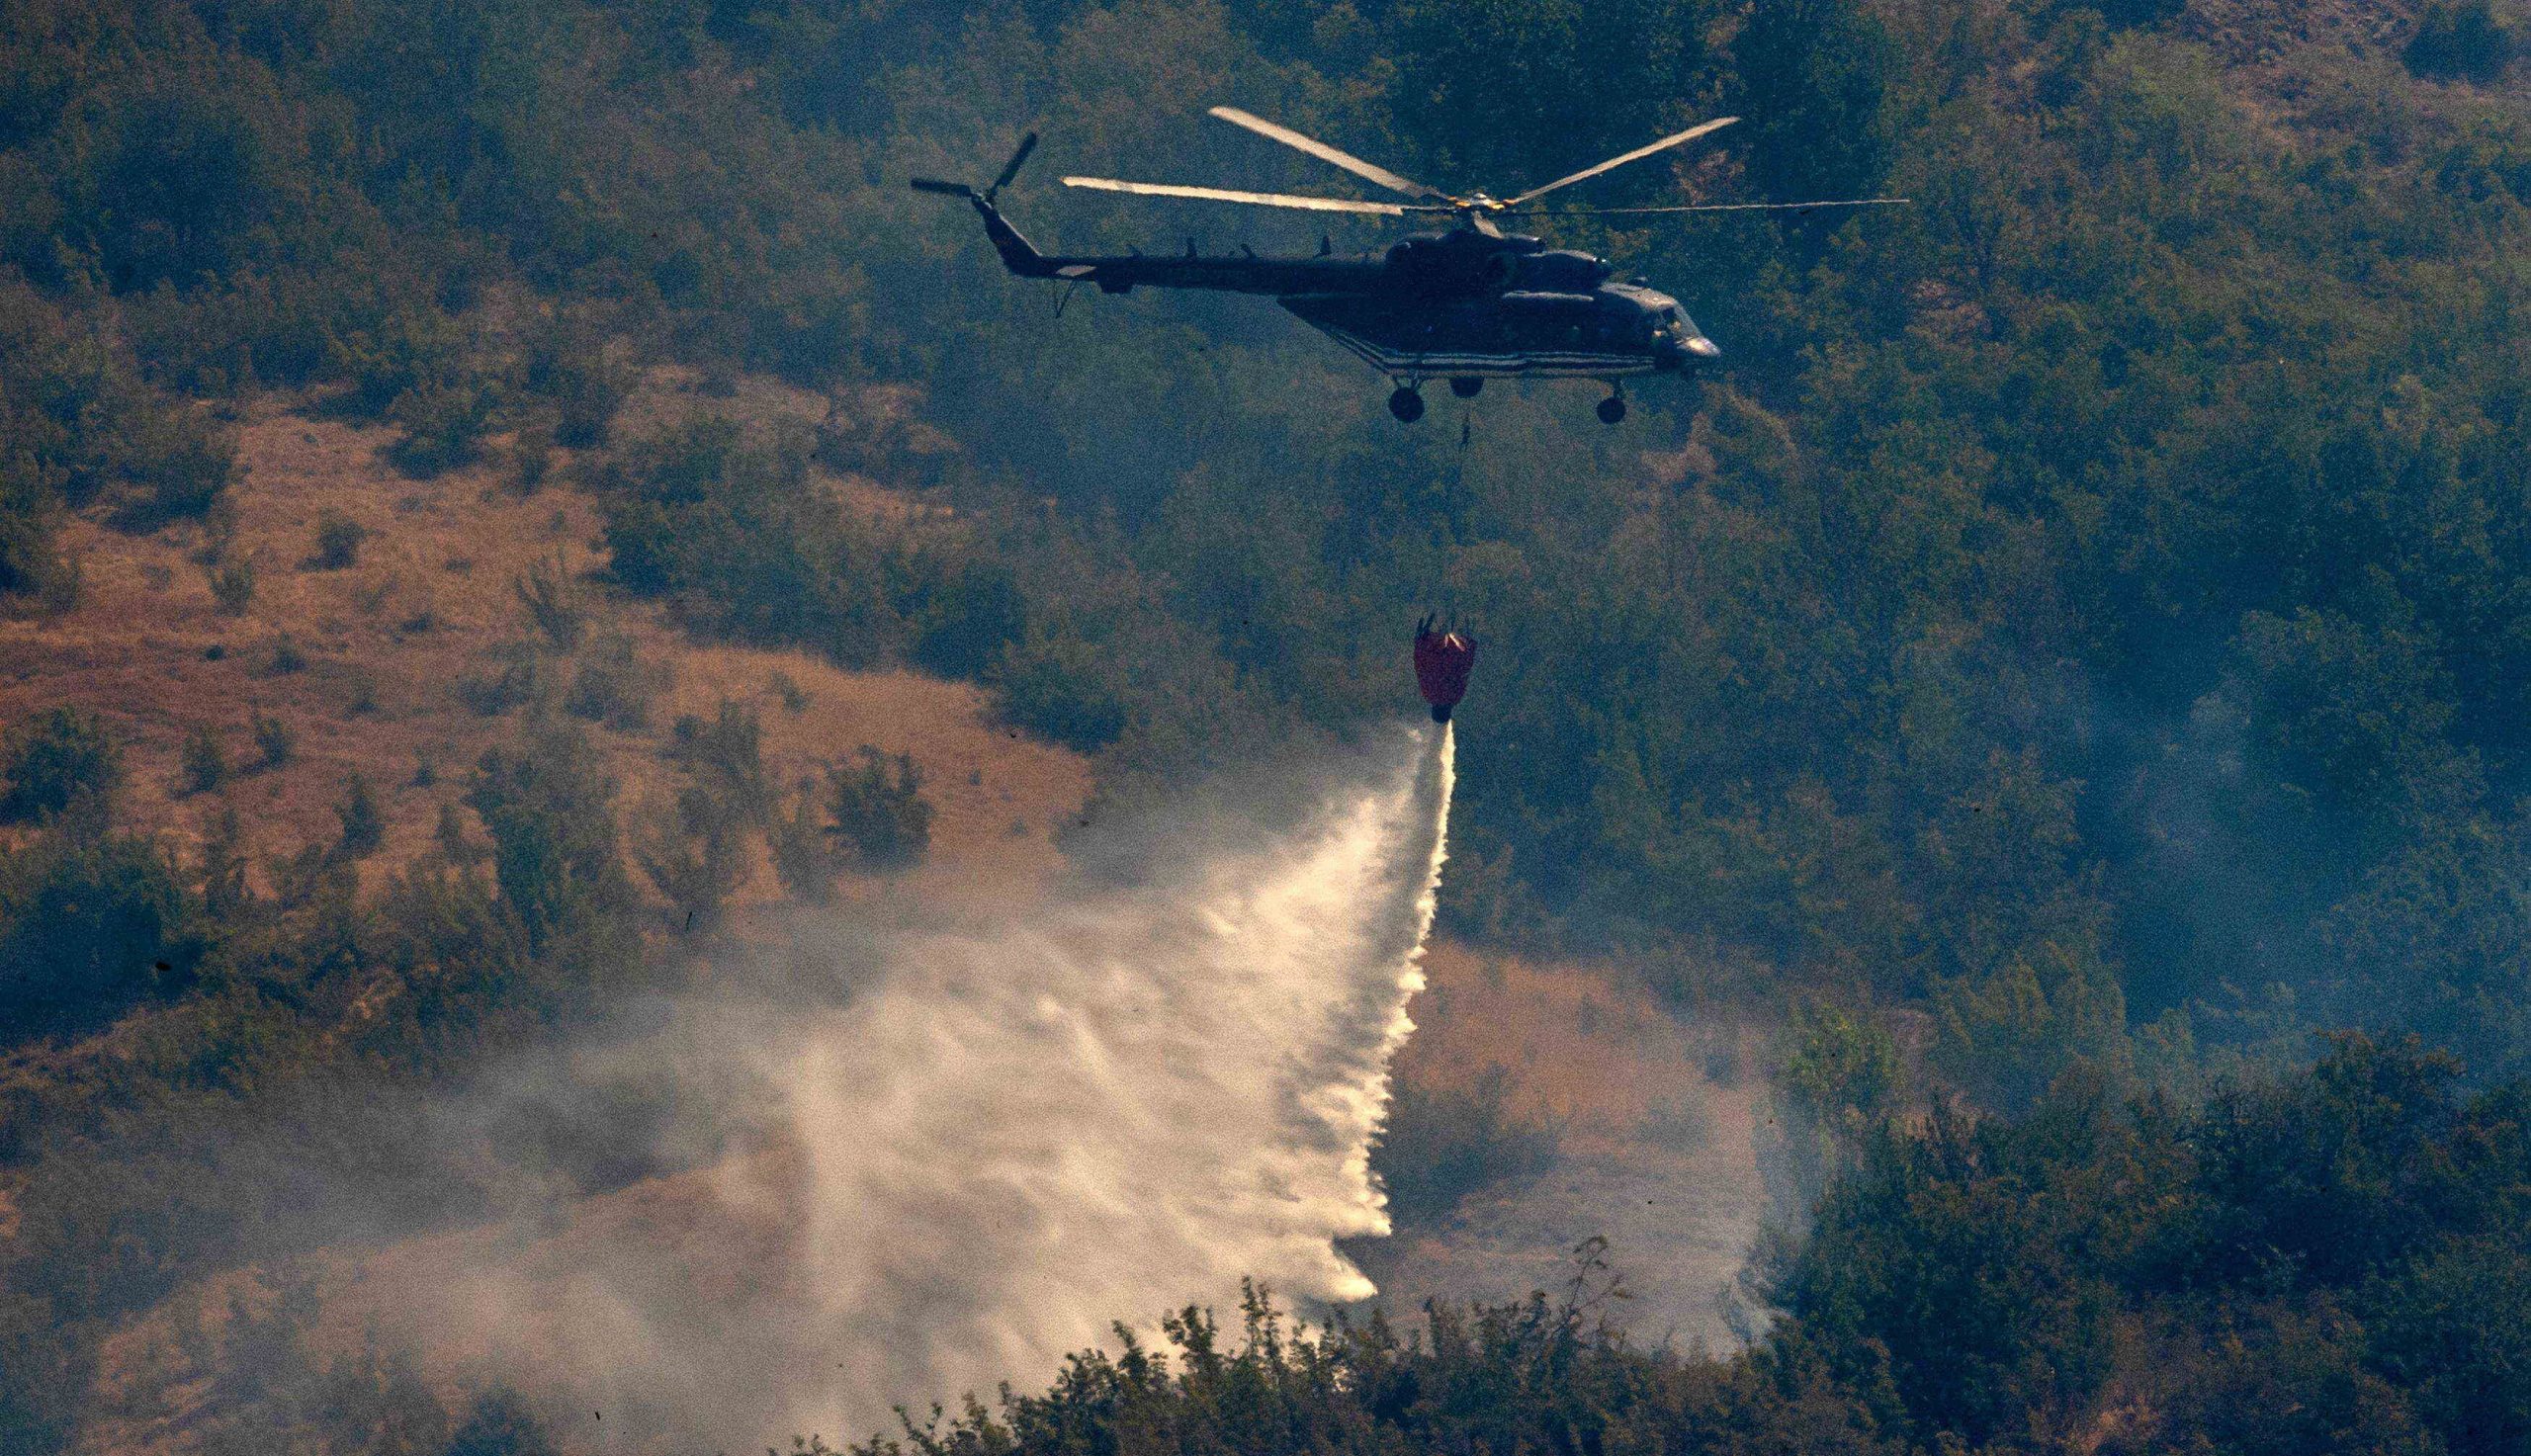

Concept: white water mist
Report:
left=394, top=722, right=1455, bottom=1448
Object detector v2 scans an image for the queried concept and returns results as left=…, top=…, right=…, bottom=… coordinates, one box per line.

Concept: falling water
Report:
left=386, top=722, right=1456, bottom=1448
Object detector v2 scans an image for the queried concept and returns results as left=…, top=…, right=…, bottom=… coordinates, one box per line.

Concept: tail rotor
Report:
left=911, top=131, right=1040, bottom=208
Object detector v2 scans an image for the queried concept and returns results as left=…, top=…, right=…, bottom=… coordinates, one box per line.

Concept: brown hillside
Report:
left=0, top=384, right=1087, bottom=903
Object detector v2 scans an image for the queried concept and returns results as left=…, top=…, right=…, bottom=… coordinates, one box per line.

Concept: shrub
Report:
left=180, top=725, right=229, bottom=795
left=768, top=670, right=811, bottom=714
left=995, top=620, right=1130, bottom=751
left=823, top=746, right=931, bottom=871
left=310, top=510, right=367, bottom=569
left=443, top=1388, right=557, bottom=1456
left=637, top=781, right=749, bottom=934
left=522, top=318, right=632, bottom=450
left=456, top=642, right=552, bottom=717
left=0, top=823, right=200, bottom=1044
left=122, top=405, right=234, bottom=522
left=334, top=774, right=385, bottom=859
left=0, top=707, right=120, bottom=821
left=385, top=378, right=494, bottom=477
left=564, top=633, right=668, bottom=730
left=331, top=306, right=466, bottom=419
left=513, top=555, right=585, bottom=649
left=768, top=784, right=834, bottom=902
left=2405, top=2, right=2520, bottom=82
left=208, top=557, right=255, bottom=614
left=250, top=712, right=295, bottom=770
left=1374, top=1068, right=1561, bottom=1229
left=466, top=727, right=635, bottom=953
left=263, top=635, right=307, bottom=674
left=668, top=701, right=771, bottom=823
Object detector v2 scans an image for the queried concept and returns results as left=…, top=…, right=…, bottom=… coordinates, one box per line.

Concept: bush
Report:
left=564, top=632, right=668, bottom=730
left=121, top=404, right=234, bottom=522
left=466, top=727, right=635, bottom=953
left=310, top=510, right=368, bottom=570
left=668, top=701, right=771, bottom=823
left=251, top=712, right=296, bottom=770
left=334, top=774, right=385, bottom=859
left=456, top=642, right=552, bottom=717
left=385, top=378, right=494, bottom=477
left=264, top=634, right=308, bottom=674
left=0, top=707, right=120, bottom=821
left=0, top=821, right=200, bottom=1044
left=1373, top=1068, right=1561, bottom=1228
left=180, top=725, right=229, bottom=795
left=521, top=318, right=632, bottom=450
left=823, top=746, right=931, bottom=871
left=995, top=620, right=1130, bottom=751
left=331, top=306, right=467, bottom=419
left=513, top=555, right=585, bottom=648
left=208, top=557, right=255, bottom=614
left=637, top=781, right=750, bottom=934
left=2406, top=2, right=2520, bottom=82
left=444, top=1388, right=558, bottom=1456
left=768, top=784, right=834, bottom=902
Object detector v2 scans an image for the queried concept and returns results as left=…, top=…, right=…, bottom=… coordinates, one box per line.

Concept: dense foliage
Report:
left=5, top=0, right=2530, bottom=1449
left=7, top=0, right=2525, bottom=1089
left=864, top=1038, right=2530, bottom=1456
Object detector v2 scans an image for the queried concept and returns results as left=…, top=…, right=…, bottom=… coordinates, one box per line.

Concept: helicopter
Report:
left=913, top=107, right=1904, bottom=423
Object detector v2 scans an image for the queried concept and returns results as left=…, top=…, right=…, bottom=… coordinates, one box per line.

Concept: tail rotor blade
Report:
left=992, top=132, right=1040, bottom=196
left=1501, top=116, right=1739, bottom=207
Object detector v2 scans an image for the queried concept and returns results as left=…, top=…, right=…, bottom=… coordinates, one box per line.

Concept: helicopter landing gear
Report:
left=1449, top=377, right=1484, bottom=398
left=1596, top=385, right=1627, bottom=425
left=1388, top=385, right=1427, bottom=423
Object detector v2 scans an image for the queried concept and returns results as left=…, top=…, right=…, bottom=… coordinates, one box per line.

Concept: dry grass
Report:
left=0, top=390, right=1087, bottom=906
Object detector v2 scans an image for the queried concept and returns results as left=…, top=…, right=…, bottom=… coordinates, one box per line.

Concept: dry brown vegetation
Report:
left=0, top=383, right=1087, bottom=909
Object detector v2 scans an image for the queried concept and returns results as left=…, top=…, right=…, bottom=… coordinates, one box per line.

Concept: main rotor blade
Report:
left=1207, top=106, right=1442, bottom=200
left=1501, top=196, right=1912, bottom=216
left=1061, top=175, right=1412, bottom=214
left=1501, top=116, right=1740, bottom=207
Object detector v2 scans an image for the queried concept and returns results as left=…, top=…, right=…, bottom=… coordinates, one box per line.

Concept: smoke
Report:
left=365, top=721, right=1455, bottom=1448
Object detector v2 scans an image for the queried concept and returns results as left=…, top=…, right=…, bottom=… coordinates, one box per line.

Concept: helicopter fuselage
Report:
left=969, top=197, right=1721, bottom=386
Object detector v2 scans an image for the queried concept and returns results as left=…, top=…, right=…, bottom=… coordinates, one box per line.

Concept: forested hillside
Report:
left=4, top=0, right=2530, bottom=1449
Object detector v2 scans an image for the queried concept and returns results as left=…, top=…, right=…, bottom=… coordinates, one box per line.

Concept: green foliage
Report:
left=1373, top=1067, right=1561, bottom=1228
left=334, top=773, right=385, bottom=860
left=445, top=1388, right=559, bottom=1456
left=309, top=509, right=369, bottom=570
left=823, top=746, right=931, bottom=873
left=769, top=783, right=835, bottom=902
left=0, top=812, right=199, bottom=1044
left=512, top=554, right=585, bottom=649
left=2405, top=2, right=2522, bottom=83
left=598, top=417, right=1021, bottom=670
left=181, top=724, right=230, bottom=796
left=208, top=557, right=255, bottom=613
left=1776, top=1037, right=2531, bottom=1453
left=249, top=711, right=295, bottom=770
left=563, top=632, right=667, bottom=730
left=668, top=700, right=773, bottom=825
left=0, top=706, right=121, bottom=822
left=384, top=376, right=494, bottom=477
left=465, top=725, right=635, bottom=955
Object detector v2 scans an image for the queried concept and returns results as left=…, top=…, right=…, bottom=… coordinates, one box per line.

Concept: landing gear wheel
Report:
left=1596, top=393, right=1627, bottom=424
left=1449, top=377, right=1484, bottom=398
left=1388, top=386, right=1427, bottom=423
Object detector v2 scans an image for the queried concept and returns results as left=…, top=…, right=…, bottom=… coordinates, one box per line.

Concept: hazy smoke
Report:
left=375, top=722, right=1455, bottom=1448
